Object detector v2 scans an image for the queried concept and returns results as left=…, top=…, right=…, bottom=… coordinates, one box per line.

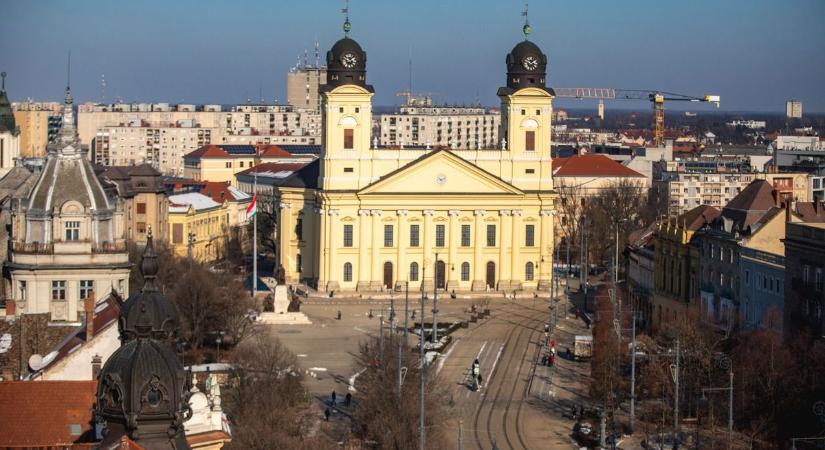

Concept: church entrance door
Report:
left=436, top=261, right=446, bottom=290
left=383, top=262, right=393, bottom=290
left=486, top=262, right=496, bottom=289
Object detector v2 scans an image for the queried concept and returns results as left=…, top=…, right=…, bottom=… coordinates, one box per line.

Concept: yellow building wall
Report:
left=168, top=204, right=230, bottom=262
left=277, top=84, right=556, bottom=293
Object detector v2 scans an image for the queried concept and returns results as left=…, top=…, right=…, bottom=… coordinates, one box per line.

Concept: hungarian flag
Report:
left=246, top=194, right=257, bottom=220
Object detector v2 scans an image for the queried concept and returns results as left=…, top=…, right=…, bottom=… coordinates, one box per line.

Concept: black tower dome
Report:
left=505, top=39, right=547, bottom=91
left=324, top=16, right=371, bottom=90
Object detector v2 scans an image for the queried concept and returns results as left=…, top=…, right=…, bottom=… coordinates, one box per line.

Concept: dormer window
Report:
left=65, top=221, right=80, bottom=241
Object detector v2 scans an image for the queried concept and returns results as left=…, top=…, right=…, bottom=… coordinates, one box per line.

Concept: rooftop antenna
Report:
left=1, top=71, right=6, bottom=92
left=522, top=2, right=531, bottom=40
left=101, top=66, right=107, bottom=103
left=408, top=46, right=413, bottom=99
left=67, top=51, right=71, bottom=89
left=303, top=49, right=308, bottom=67
left=342, top=0, right=351, bottom=36
left=314, top=38, right=320, bottom=68
left=259, top=83, right=264, bottom=103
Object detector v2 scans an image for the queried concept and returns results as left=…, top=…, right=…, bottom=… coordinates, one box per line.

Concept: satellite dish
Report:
left=29, top=354, right=44, bottom=371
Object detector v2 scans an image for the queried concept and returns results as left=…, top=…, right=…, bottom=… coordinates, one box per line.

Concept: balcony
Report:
left=12, top=242, right=53, bottom=254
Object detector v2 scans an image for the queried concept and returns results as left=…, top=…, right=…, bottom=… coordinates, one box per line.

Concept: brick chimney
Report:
left=84, top=291, right=95, bottom=340
left=91, top=354, right=102, bottom=379
left=5, top=299, right=15, bottom=316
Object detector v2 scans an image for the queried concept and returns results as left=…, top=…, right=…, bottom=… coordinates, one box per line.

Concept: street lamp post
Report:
left=701, top=370, right=734, bottom=448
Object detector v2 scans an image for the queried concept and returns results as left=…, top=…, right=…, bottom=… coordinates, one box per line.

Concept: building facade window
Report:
left=461, top=262, right=470, bottom=281
left=525, top=130, right=535, bottom=151
left=344, top=129, right=354, bottom=149
left=525, top=224, right=535, bottom=247
left=343, top=224, right=354, bottom=247
left=486, top=224, right=496, bottom=247
left=384, top=224, right=394, bottom=247
left=137, top=202, right=147, bottom=214
left=343, top=262, right=353, bottom=282
left=461, top=225, right=471, bottom=247
left=296, top=254, right=302, bottom=273
left=65, top=221, right=80, bottom=241
left=410, top=224, right=420, bottom=247
left=525, top=262, right=535, bottom=281
left=817, top=268, right=824, bottom=291
left=80, top=280, right=94, bottom=299
left=410, top=262, right=419, bottom=281
left=435, top=224, right=446, bottom=247
left=52, top=281, right=66, bottom=301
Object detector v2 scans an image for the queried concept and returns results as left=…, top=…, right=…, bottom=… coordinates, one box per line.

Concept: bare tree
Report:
left=582, top=179, right=648, bottom=268
left=352, top=335, right=450, bottom=450
left=225, top=331, right=339, bottom=450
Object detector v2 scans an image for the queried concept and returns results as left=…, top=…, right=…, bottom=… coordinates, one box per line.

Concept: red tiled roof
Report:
left=256, top=144, right=292, bottom=158
left=235, top=162, right=308, bottom=177
left=0, top=380, right=97, bottom=447
left=679, top=205, right=721, bottom=231
left=200, top=181, right=248, bottom=203
left=795, top=201, right=825, bottom=223
left=552, top=154, right=645, bottom=178
left=183, top=145, right=231, bottom=159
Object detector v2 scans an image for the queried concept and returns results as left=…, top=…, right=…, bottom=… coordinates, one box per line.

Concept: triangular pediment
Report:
left=359, top=150, right=523, bottom=196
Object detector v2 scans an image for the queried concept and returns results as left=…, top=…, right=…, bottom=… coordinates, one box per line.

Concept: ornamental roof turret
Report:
left=118, top=232, right=180, bottom=342
left=95, top=229, right=191, bottom=449
left=0, top=72, right=18, bottom=135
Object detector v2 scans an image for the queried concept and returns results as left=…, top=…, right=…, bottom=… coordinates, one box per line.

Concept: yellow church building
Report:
left=274, top=20, right=556, bottom=294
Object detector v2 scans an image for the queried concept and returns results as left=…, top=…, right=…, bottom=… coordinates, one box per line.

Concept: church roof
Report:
left=0, top=380, right=98, bottom=447
left=281, top=159, right=319, bottom=189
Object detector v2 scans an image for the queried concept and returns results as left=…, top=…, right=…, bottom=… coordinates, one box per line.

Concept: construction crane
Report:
left=553, top=88, right=721, bottom=146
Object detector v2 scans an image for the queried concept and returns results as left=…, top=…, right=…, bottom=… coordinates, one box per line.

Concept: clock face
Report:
left=341, top=52, right=358, bottom=69
left=522, top=55, right=539, bottom=71
left=435, top=174, right=447, bottom=186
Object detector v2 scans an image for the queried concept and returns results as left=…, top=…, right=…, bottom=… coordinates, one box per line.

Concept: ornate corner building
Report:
left=5, top=84, right=131, bottom=322
left=274, top=21, right=557, bottom=293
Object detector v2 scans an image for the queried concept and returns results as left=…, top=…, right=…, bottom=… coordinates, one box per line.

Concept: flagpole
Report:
left=252, top=170, right=258, bottom=297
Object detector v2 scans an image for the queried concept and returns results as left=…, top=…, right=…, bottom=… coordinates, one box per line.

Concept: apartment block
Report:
left=378, top=103, right=500, bottom=149
left=11, top=101, right=62, bottom=158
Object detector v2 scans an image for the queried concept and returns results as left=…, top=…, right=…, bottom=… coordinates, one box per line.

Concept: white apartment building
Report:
left=727, top=120, right=766, bottom=129
left=79, top=103, right=321, bottom=175
left=659, top=171, right=810, bottom=215
left=786, top=99, right=802, bottom=118
left=377, top=105, right=500, bottom=149
left=774, top=135, right=822, bottom=151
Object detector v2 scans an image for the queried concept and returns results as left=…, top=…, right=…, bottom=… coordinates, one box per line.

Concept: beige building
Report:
left=287, top=64, right=327, bottom=110
left=378, top=103, right=500, bottom=149
left=183, top=143, right=315, bottom=184
left=5, top=86, right=131, bottom=322
left=12, top=101, right=62, bottom=158
left=98, top=164, right=170, bottom=244
left=78, top=102, right=321, bottom=174
left=658, top=170, right=809, bottom=216
left=786, top=99, right=802, bottom=118
left=272, top=30, right=556, bottom=294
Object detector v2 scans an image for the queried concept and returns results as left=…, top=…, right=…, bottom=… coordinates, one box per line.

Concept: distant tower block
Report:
left=786, top=99, right=802, bottom=119
left=597, top=99, right=605, bottom=120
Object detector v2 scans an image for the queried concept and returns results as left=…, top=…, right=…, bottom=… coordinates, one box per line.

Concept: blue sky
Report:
left=1, top=0, right=824, bottom=112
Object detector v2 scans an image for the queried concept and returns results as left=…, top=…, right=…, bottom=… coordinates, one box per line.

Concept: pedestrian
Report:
left=345, top=392, right=352, bottom=407
left=331, top=390, right=337, bottom=406
left=324, top=408, right=330, bottom=421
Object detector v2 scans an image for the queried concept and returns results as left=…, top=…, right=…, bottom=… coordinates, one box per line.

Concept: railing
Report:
left=12, top=242, right=54, bottom=254
left=92, top=241, right=128, bottom=254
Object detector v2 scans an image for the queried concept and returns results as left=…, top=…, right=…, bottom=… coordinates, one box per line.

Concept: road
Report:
left=438, top=298, right=593, bottom=450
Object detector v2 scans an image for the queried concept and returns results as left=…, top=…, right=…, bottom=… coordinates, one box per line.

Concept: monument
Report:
left=259, top=264, right=311, bottom=325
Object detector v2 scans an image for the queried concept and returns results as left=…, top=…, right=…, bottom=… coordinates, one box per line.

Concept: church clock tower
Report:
left=497, top=22, right=555, bottom=191
left=319, top=16, right=375, bottom=191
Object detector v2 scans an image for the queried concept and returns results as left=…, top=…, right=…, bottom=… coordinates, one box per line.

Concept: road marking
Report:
left=437, top=339, right=466, bottom=376
left=475, top=341, right=488, bottom=362
left=349, top=368, right=366, bottom=392
left=297, top=354, right=308, bottom=358
left=309, top=367, right=327, bottom=371
left=354, top=326, right=369, bottom=334
left=484, top=343, right=505, bottom=389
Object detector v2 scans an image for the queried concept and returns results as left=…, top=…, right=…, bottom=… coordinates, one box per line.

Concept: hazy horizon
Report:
left=2, top=0, right=823, bottom=113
